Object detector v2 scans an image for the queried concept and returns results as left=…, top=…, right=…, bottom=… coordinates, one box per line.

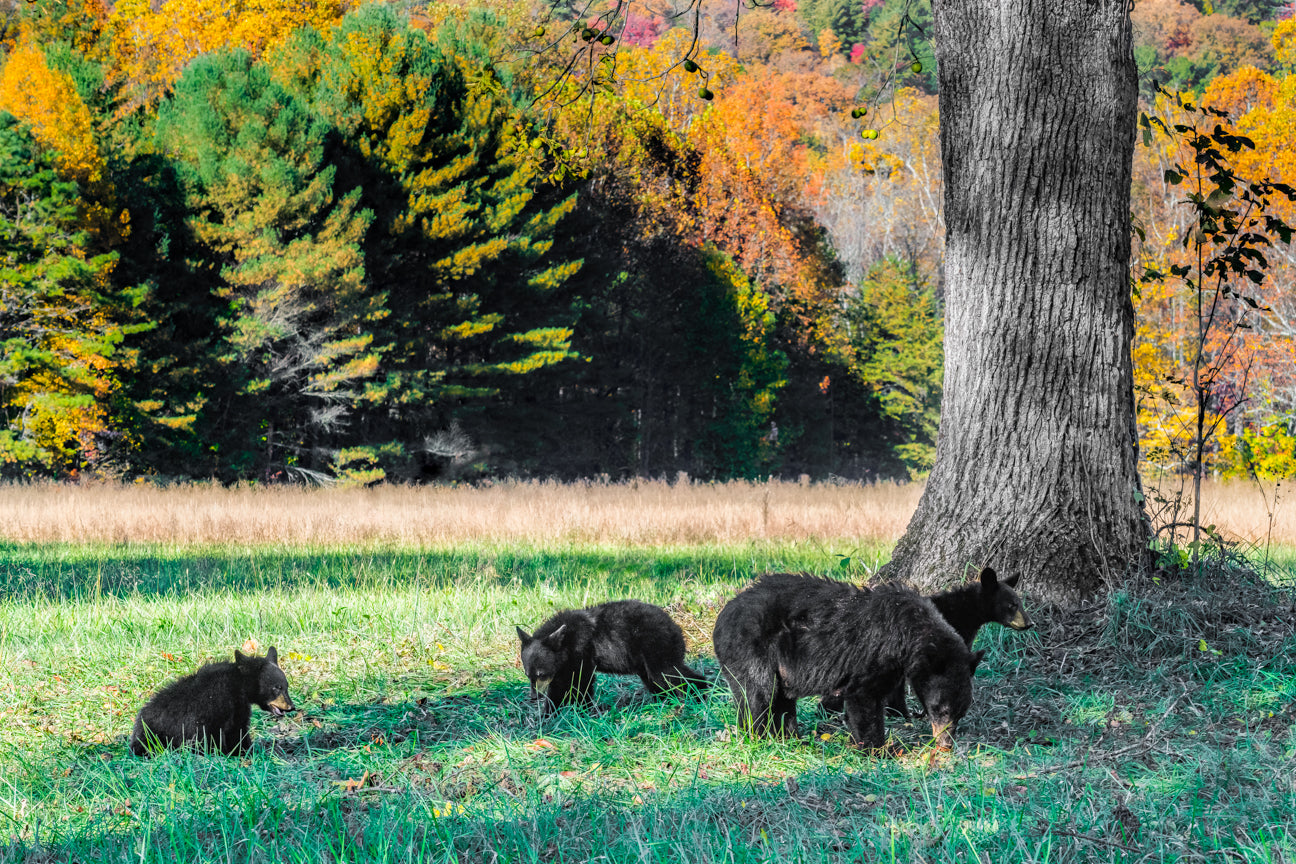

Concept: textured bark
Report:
left=882, top=0, right=1151, bottom=605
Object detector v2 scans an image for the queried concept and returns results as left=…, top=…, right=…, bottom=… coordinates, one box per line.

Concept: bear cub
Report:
left=933, top=566, right=1032, bottom=645
left=517, top=600, right=708, bottom=714
left=130, top=646, right=295, bottom=756
left=822, top=565, right=1030, bottom=715
left=713, top=572, right=983, bottom=749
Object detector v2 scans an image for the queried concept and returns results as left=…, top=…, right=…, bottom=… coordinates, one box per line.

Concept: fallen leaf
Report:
left=334, top=772, right=370, bottom=793
left=524, top=739, right=557, bottom=753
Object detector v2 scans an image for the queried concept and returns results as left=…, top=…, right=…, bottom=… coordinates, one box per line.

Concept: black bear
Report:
left=129, top=647, right=295, bottom=756
left=823, top=566, right=1031, bottom=714
left=932, top=566, right=1032, bottom=645
left=712, top=572, right=983, bottom=749
left=516, top=600, right=709, bottom=714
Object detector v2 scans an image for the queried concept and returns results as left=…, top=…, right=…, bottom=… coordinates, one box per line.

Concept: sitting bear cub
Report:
left=517, top=600, right=708, bottom=713
left=130, top=646, right=295, bottom=756
left=713, top=573, right=982, bottom=749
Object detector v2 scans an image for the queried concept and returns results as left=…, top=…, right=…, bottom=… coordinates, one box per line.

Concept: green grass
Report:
left=2, top=541, right=1295, bottom=862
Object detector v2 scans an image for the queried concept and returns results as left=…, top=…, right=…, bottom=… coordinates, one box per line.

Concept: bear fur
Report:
left=712, top=572, right=983, bottom=748
left=932, top=567, right=1032, bottom=645
left=822, top=566, right=1031, bottom=715
left=516, top=600, right=708, bottom=713
left=129, top=647, right=295, bottom=756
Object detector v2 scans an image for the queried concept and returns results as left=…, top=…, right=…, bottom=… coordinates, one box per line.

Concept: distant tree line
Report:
left=0, top=1, right=943, bottom=483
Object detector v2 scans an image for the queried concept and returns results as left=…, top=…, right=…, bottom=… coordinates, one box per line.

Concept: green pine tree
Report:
left=156, top=49, right=380, bottom=481
left=846, top=255, right=943, bottom=474
left=0, top=114, right=142, bottom=476
left=273, top=6, right=580, bottom=480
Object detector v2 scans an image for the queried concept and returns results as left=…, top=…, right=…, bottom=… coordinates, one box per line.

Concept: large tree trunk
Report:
left=882, top=0, right=1151, bottom=605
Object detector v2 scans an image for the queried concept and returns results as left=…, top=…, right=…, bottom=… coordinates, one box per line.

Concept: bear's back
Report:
left=137, top=661, right=252, bottom=736
left=587, top=600, right=686, bottom=672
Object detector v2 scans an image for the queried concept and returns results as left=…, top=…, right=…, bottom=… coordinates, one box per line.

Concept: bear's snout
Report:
left=267, top=695, right=294, bottom=715
left=1008, top=609, right=1033, bottom=630
left=930, top=719, right=956, bottom=751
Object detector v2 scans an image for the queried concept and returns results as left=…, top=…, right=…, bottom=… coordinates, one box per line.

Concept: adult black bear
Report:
left=713, top=572, right=983, bottom=749
left=129, top=647, right=295, bottom=756
left=516, top=600, right=708, bottom=714
left=823, top=566, right=1031, bottom=715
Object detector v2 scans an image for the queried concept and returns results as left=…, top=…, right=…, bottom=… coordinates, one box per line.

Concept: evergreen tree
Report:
left=156, top=50, right=379, bottom=480
left=273, top=6, right=580, bottom=480
left=846, top=256, right=943, bottom=474
left=0, top=114, right=140, bottom=476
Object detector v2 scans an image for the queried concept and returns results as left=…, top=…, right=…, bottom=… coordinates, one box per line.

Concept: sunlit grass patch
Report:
left=1, top=541, right=1294, bottom=862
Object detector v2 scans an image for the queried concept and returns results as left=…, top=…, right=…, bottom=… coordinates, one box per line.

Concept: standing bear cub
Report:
left=517, top=600, right=709, bottom=714
left=822, top=565, right=1031, bottom=715
left=713, top=573, right=983, bottom=749
left=130, top=646, right=295, bottom=756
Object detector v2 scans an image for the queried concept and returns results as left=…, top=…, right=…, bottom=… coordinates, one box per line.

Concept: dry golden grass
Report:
left=1143, top=476, right=1296, bottom=548
left=0, top=479, right=922, bottom=546
left=0, top=476, right=1290, bottom=548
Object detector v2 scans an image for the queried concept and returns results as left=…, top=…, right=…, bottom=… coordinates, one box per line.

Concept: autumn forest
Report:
left=2, top=0, right=1295, bottom=486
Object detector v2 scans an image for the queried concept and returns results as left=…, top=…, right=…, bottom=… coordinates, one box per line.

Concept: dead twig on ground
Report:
left=1041, top=688, right=1187, bottom=775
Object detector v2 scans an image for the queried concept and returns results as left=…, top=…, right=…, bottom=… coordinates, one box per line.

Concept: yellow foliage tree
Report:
left=610, top=29, right=742, bottom=128
left=107, top=0, right=356, bottom=107
left=1270, top=18, right=1296, bottom=71
left=818, top=29, right=842, bottom=60
left=0, top=42, right=104, bottom=183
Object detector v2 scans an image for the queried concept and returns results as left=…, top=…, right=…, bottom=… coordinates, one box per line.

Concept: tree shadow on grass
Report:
left=0, top=544, right=810, bottom=602
left=273, top=667, right=727, bottom=759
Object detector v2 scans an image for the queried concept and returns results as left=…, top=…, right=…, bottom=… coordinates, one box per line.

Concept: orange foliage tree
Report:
left=552, top=34, right=845, bottom=348
left=1131, top=80, right=1296, bottom=544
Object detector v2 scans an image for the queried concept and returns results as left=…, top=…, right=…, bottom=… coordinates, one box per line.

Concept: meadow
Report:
left=1, top=480, right=1295, bottom=862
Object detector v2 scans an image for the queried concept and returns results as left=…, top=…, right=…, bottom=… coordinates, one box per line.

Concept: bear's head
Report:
left=977, top=567, right=1032, bottom=631
left=912, top=645, right=984, bottom=750
left=235, top=646, right=295, bottom=716
left=516, top=625, right=569, bottom=702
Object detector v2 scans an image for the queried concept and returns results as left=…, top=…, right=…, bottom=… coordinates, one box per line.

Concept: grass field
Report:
left=1, top=480, right=1295, bottom=861
left=1, top=535, right=1294, bottom=863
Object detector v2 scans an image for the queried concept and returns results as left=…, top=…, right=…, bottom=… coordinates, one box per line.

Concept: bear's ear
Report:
left=234, top=650, right=249, bottom=666
left=516, top=626, right=532, bottom=645
left=265, top=646, right=278, bottom=666
left=978, top=567, right=998, bottom=589
left=542, top=624, right=567, bottom=648
left=969, top=649, right=986, bottom=674
left=1002, top=573, right=1020, bottom=589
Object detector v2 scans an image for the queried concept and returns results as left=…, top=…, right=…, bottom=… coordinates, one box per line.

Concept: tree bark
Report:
left=882, top=0, right=1151, bottom=605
